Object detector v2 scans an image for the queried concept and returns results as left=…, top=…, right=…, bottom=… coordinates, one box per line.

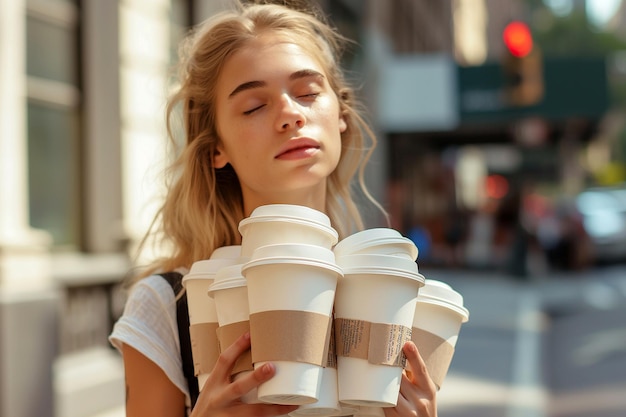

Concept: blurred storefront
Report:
left=362, top=0, right=615, bottom=274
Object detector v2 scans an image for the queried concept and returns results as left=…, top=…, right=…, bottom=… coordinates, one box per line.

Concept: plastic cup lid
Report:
left=242, top=243, right=342, bottom=275
left=418, top=279, right=469, bottom=320
left=239, top=216, right=338, bottom=242
left=248, top=204, right=331, bottom=224
left=207, top=264, right=247, bottom=295
left=238, top=205, right=337, bottom=240
left=334, top=228, right=418, bottom=259
left=182, top=257, right=241, bottom=284
left=336, top=228, right=403, bottom=247
left=210, top=245, right=242, bottom=260
left=335, top=253, right=425, bottom=284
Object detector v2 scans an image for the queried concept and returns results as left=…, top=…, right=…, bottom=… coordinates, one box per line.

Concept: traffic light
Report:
left=501, top=21, right=544, bottom=107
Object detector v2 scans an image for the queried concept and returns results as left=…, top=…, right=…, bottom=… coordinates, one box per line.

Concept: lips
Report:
left=275, top=137, right=321, bottom=160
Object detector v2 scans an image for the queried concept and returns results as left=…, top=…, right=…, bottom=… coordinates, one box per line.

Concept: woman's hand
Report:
left=191, top=332, right=299, bottom=417
left=384, top=341, right=438, bottom=417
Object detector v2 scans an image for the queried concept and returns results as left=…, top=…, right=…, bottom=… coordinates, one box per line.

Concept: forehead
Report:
left=217, top=35, right=328, bottom=93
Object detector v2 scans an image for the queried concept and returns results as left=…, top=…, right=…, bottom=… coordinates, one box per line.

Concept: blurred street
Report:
left=430, top=264, right=626, bottom=417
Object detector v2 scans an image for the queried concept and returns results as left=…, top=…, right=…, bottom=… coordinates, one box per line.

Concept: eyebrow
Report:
left=228, top=69, right=325, bottom=98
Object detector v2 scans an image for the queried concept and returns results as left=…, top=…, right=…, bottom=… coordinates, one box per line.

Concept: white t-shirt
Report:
left=109, top=274, right=192, bottom=411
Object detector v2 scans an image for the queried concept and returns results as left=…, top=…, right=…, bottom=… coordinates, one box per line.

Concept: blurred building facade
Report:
left=0, top=0, right=617, bottom=416
left=0, top=1, right=195, bottom=416
left=608, top=0, right=626, bottom=38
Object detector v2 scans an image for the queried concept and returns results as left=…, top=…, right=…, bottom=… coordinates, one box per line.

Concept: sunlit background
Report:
left=1, top=0, right=625, bottom=416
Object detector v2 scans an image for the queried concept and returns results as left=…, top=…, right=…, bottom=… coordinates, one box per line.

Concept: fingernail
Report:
left=262, top=363, right=274, bottom=375
left=243, top=331, right=250, bottom=340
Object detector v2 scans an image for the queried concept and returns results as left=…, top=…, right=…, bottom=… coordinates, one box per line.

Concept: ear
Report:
left=213, top=144, right=229, bottom=169
left=339, top=113, right=347, bottom=133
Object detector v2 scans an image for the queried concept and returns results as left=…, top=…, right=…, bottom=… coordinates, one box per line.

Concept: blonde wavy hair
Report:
left=133, top=1, right=385, bottom=280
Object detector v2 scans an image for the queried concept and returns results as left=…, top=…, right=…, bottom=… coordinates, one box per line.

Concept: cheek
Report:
left=324, top=97, right=345, bottom=131
left=219, top=123, right=263, bottom=168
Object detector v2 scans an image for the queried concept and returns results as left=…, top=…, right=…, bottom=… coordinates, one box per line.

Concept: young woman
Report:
left=110, top=2, right=438, bottom=416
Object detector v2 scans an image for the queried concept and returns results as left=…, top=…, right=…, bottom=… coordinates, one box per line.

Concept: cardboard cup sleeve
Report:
left=411, top=327, right=455, bottom=389
left=250, top=310, right=331, bottom=367
left=335, top=318, right=411, bottom=367
left=216, top=320, right=253, bottom=375
left=189, top=322, right=220, bottom=376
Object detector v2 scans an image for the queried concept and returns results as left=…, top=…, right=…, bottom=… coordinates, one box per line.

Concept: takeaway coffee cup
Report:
left=238, top=204, right=338, bottom=257
left=410, top=279, right=469, bottom=390
left=333, top=254, right=425, bottom=407
left=182, top=245, right=242, bottom=390
left=289, top=319, right=341, bottom=416
left=241, top=243, right=342, bottom=405
left=289, top=367, right=340, bottom=416
left=208, top=263, right=257, bottom=403
left=333, top=228, right=418, bottom=261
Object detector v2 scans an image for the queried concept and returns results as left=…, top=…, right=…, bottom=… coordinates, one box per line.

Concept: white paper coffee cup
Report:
left=242, top=243, right=342, bottom=405
left=182, top=245, right=242, bottom=390
left=411, top=279, right=469, bottom=390
left=208, top=263, right=257, bottom=403
left=334, top=228, right=418, bottom=261
left=290, top=317, right=340, bottom=416
left=211, top=245, right=244, bottom=261
left=289, top=367, right=340, bottom=416
left=238, top=204, right=338, bottom=258
left=334, top=254, right=425, bottom=407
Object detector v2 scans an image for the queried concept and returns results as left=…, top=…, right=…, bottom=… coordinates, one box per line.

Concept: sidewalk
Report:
left=428, top=265, right=626, bottom=417
left=425, top=269, right=547, bottom=417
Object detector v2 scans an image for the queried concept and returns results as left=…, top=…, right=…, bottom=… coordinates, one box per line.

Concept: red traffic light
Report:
left=503, top=21, right=533, bottom=58
left=485, top=174, right=509, bottom=199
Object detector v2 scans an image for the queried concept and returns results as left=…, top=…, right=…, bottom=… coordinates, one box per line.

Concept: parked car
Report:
left=575, top=185, right=626, bottom=263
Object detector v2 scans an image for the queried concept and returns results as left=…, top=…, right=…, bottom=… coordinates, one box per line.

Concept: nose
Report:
left=276, top=95, right=305, bottom=131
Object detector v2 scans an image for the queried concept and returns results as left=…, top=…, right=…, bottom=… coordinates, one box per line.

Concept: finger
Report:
left=225, top=363, right=276, bottom=401
left=403, top=341, right=437, bottom=393
left=398, top=372, right=422, bottom=405
left=399, top=373, right=438, bottom=417
left=383, top=407, right=399, bottom=417
left=212, top=332, right=252, bottom=381
left=384, top=392, right=411, bottom=417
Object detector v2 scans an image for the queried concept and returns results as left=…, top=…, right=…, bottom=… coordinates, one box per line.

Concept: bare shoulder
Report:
left=122, top=343, right=186, bottom=417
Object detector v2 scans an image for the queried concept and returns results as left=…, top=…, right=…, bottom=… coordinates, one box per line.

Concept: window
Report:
left=27, top=103, right=81, bottom=246
left=26, top=0, right=81, bottom=249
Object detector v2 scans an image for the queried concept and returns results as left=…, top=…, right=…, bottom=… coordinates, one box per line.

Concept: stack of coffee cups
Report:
left=184, top=204, right=469, bottom=415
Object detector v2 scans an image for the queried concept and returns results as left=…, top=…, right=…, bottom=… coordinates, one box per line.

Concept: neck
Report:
left=242, top=186, right=327, bottom=217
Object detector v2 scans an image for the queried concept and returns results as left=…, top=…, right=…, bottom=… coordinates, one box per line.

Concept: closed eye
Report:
left=297, top=93, right=319, bottom=101
left=243, top=104, right=265, bottom=115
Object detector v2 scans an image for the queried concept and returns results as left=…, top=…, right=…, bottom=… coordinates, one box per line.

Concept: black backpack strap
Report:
left=160, top=272, right=200, bottom=409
